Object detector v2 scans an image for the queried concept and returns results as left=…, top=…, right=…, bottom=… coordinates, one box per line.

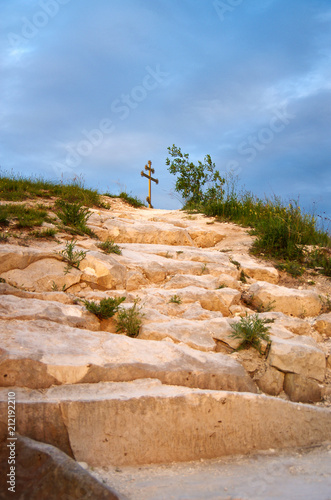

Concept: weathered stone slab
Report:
left=256, top=366, right=285, bottom=396
left=95, top=219, right=195, bottom=246
left=0, top=319, right=255, bottom=393
left=0, top=435, right=120, bottom=500
left=0, top=282, right=74, bottom=304
left=0, top=244, right=57, bottom=274
left=260, top=312, right=312, bottom=336
left=164, top=274, right=220, bottom=290
left=231, top=253, right=279, bottom=284
left=0, top=294, right=100, bottom=331
left=248, top=282, right=322, bottom=317
left=314, top=313, right=331, bottom=337
left=140, top=319, right=219, bottom=351
left=1, top=379, right=330, bottom=467
left=187, top=229, right=225, bottom=247
left=80, top=251, right=127, bottom=290
left=268, top=336, right=326, bottom=382
left=1, top=258, right=81, bottom=292
left=284, top=373, right=323, bottom=403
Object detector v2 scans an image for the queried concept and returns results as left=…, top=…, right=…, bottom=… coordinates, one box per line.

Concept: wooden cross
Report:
left=141, top=160, right=158, bottom=208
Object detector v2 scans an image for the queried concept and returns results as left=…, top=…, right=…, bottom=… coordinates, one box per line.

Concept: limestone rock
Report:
left=1, top=258, right=81, bottom=292
left=230, top=254, right=279, bottom=284
left=284, top=373, right=323, bottom=403
left=173, top=286, right=241, bottom=316
left=0, top=435, right=120, bottom=499
left=80, top=252, right=126, bottom=290
left=164, top=274, right=220, bottom=290
left=314, top=313, right=331, bottom=337
left=0, top=294, right=100, bottom=330
left=268, top=336, right=326, bottom=382
left=260, top=311, right=312, bottom=336
left=0, top=282, right=74, bottom=304
left=247, top=282, right=322, bottom=317
left=143, top=261, right=167, bottom=283
left=0, top=244, right=56, bottom=274
left=187, top=229, right=225, bottom=248
left=2, top=379, right=331, bottom=467
left=140, top=317, right=242, bottom=351
left=0, top=319, right=255, bottom=393
left=97, top=219, right=195, bottom=246
left=125, top=270, right=148, bottom=291
left=256, top=366, right=285, bottom=396
left=140, top=319, right=218, bottom=351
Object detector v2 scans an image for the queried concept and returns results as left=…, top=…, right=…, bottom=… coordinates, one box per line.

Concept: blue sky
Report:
left=1, top=0, right=331, bottom=221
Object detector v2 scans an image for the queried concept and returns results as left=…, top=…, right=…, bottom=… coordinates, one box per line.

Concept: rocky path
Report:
left=90, top=443, right=331, bottom=500
left=0, top=198, right=331, bottom=497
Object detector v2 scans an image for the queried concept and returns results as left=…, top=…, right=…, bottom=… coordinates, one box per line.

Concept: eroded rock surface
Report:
left=0, top=199, right=330, bottom=480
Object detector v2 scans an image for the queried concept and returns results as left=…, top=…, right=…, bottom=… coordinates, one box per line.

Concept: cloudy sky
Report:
left=1, top=0, right=331, bottom=221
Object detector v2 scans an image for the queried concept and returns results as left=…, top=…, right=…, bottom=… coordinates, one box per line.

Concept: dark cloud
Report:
left=0, top=0, right=330, bottom=216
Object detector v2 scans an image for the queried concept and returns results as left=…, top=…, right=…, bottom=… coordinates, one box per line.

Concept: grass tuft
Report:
left=116, top=299, right=144, bottom=337
left=97, top=239, right=122, bottom=255
left=57, top=240, right=87, bottom=274
left=230, top=313, right=274, bottom=353
left=83, top=296, right=126, bottom=319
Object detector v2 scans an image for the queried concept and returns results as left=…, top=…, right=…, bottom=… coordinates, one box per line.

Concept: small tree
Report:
left=166, top=144, right=225, bottom=207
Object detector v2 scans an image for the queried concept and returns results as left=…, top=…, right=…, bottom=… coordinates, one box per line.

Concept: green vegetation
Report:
left=276, top=261, right=305, bottom=278
left=306, top=249, right=331, bottom=277
left=116, top=299, right=144, bottom=338
left=83, top=296, right=126, bottom=319
left=57, top=240, right=87, bottom=274
left=319, top=295, right=331, bottom=313
left=165, top=149, right=330, bottom=276
left=169, top=294, right=182, bottom=304
left=0, top=171, right=101, bottom=206
left=0, top=204, right=48, bottom=228
left=239, top=270, right=248, bottom=283
left=203, top=187, right=330, bottom=264
left=166, top=144, right=225, bottom=208
left=230, top=314, right=274, bottom=353
left=51, top=281, right=67, bottom=292
left=105, top=191, right=146, bottom=208
left=31, top=228, right=57, bottom=239
left=97, top=239, right=122, bottom=255
left=55, top=200, right=93, bottom=235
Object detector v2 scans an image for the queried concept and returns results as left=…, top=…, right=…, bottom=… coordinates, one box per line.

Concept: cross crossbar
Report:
left=140, top=160, right=158, bottom=208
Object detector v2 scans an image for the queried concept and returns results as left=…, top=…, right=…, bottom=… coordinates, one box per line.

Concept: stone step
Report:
left=0, top=319, right=256, bottom=393
left=1, top=379, right=330, bottom=467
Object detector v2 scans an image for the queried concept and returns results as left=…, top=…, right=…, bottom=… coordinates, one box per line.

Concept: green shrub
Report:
left=202, top=173, right=330, bottom=276
left=116, top=300, right=144, bottom=338
left=276, top=261, right=305, bottom=277
left=0, top=204, right=48, bottom=228
left=83, top=296, right=126, bottom=319
left=119, top=192, right=146, bottom=208
left=56, top=200, right=90, bottom=227
left=57, top=240, right=87, bottom=274
left=31, top=228, right=57, bottom=238
left=230, top=313, right=273, bottom=353
left=0, top=171, right=101, bottom=206
left=97, top=239, right=122, bottom=255
left=166, top=144, right=224, bottom=208
left=306, top=249, right=331, bottom=277
left=169, top=294, right=182, bottom=304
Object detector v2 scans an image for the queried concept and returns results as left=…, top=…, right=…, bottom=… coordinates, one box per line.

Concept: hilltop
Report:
left=0, top=180, right=330, bottom=499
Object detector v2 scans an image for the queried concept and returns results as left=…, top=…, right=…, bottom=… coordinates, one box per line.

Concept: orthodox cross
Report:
left=140, top=160, right=158, bottom=208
